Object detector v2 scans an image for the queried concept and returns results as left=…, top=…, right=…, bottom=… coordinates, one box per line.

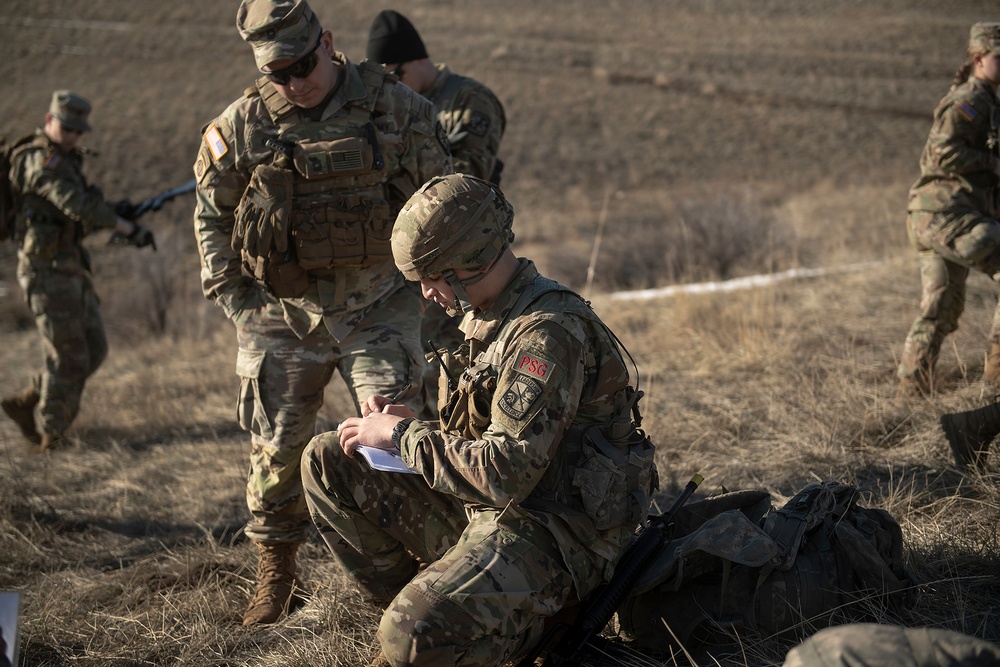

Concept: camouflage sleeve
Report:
left=392, top=84, right=454, bottom=197
left=399, top=318, right=586, bottom=507
left=192, top=111, right=256, bottom=320
left=928, top=92, right=999, bottom=176
left=443, top=87, right=505, bottom=181
left=22, top=150, right=117, bottom=234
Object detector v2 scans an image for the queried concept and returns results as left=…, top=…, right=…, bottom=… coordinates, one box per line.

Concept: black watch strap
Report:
left=392, top=417, right=415, bottom=448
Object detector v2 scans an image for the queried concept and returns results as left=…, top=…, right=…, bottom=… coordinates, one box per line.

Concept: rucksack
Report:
left=617, top=481, right=917, bottom=654
left=0, top=134, right=33, bottom=243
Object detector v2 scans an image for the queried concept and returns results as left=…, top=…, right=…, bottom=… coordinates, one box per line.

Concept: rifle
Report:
left=518, top=473, right=704, bottom=667
left=109, top=179, right=196, bottom=247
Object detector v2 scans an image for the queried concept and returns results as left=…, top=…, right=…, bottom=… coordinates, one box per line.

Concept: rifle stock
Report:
left=519, top=473, right=704, bottom=667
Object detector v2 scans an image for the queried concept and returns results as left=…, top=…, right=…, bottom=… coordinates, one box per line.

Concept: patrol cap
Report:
left=366, top=9, right=428, bottom=64
left=237, top=0, right=322, bottom=70
left=392, top=174, right=514, bottom=282
left=49, top=90, right=91, bottom=132
left=970, top=22, right=1000, bottom=53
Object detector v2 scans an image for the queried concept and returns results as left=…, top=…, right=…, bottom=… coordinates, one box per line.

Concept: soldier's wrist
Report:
left=391, top=417, right=416, bottom=449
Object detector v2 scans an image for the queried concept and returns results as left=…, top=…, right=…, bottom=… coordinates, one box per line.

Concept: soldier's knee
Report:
left=379, top=585, right=485, bottom=667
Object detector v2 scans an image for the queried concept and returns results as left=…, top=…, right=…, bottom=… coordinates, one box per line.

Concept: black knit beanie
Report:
left=366, top=9, right=428, bottom=63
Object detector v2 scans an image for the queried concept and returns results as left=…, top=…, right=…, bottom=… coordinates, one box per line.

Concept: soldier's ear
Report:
left=320, top=31, right=335, bottom=57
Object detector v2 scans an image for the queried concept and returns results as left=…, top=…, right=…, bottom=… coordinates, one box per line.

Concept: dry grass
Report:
left=2, top=1, right=1000, bottom=666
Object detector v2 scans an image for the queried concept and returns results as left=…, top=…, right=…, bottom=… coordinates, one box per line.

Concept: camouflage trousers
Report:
left=301, top=436, right=578, bottom=667
left=899, top=209, right=1000, bottom=384
left=235, top=284, right=425, bottom=545
left=17, top=268, right=107, bottom=437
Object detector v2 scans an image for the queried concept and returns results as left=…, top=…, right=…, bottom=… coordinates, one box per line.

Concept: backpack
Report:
left=0, top=135, right=33, bottom=243
left=617, top=481, right=917, bottom=654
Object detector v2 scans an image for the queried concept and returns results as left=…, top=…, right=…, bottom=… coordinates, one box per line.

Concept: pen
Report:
left=337, top=383, right=413, bottom=431
left=387, top=382, right=413, bottom=406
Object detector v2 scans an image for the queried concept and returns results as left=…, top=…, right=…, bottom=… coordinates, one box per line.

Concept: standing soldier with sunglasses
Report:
left=192, top=0, right=451, bottom=626
left=2, top=90, right=156, bottom=452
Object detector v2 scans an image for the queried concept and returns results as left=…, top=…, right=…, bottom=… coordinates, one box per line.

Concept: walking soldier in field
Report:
left=366, top=9, right=507, bottom=415
left=192, top=0, right=451, bottom=625
left=1, top=90, right=155, bottom=451
left=302, top=174, right=657, bottom=667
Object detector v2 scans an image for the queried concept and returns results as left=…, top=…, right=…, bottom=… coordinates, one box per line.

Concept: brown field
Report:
left=1, top=1, right=999, bottom=665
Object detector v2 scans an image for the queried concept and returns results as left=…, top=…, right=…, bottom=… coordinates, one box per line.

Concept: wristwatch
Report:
left=391, top=418, right=415, bottom=448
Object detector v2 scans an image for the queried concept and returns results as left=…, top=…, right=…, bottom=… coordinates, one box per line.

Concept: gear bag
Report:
left=618, top=481, right=916, bottom=653
left=0, top=135, right=33, bottom=242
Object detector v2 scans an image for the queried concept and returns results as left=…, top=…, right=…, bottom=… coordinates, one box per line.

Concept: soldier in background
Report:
left=897, top=23, right=1000, bottom=399
left=302, top=174, right=657, bottom=667
left=193, top=0, right=451, bottom=626
left=1, top=90, right=156, bottom=451
left=366, top=8, right=507, bottom=415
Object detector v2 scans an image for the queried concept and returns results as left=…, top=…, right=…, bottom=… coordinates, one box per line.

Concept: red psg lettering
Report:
left=518, top=353, right=548, bottom=378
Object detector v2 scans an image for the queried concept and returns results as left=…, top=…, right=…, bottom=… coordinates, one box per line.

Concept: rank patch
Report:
left=499, top=376, right=543, bottom=420
left=44, top=154, right=61, bottom=170
left=957, top=101, right=977, bottom=121
left=204, top=124, right=228, bottom=161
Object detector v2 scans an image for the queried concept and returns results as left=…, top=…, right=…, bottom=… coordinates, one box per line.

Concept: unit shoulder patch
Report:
left=468, top=111, right=490, bottom=137
left=498, top=375, right=544, bottom=421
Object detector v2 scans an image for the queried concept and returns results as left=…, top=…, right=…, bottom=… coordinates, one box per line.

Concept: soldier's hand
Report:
left=114, top=199, right=137, bottom=221
left=127, top=223, right=156, bottom=251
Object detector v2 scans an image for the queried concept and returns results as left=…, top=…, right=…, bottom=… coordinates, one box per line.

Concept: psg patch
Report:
left=498, top=376, right=543, bottom=420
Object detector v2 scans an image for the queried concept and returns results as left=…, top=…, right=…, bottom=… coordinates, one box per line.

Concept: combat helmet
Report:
left=392, top=173, right=514, bottom=314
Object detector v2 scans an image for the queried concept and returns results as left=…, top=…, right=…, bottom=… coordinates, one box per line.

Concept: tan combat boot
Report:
left=939, top=402, right=1000, bottom=471
left=242, top=541, right=308, bottom=626
left=2, top=386, right=41, bottom=444
left=366, top=652, right=392, bottom=667
left=982, top=341, right=1000, bottom=386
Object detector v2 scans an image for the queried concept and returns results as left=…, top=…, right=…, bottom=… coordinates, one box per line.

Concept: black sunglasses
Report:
left=262, top=38, right=322, bottom=86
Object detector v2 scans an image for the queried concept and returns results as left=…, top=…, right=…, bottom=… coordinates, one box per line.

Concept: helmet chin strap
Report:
left=441, top=257, right=500, bottom=316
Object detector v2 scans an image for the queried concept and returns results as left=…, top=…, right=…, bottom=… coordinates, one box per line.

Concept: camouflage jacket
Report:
left=10, top=129, right=118, bottom=273
left=193, top=52, right=452, bottom=339
left=425, top=64, right=505, bottom=182
left=397, top=259, right=655, bottom=593
left=908, top=76, right=1000, bottom=215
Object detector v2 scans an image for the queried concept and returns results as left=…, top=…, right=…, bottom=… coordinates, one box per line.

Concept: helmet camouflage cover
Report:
left=392, top=173, right=514, bottom=282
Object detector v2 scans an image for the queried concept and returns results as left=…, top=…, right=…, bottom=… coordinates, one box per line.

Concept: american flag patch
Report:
left=203, top=124, right=228, bottom=161
left=957, top=101, right=977, bottom=121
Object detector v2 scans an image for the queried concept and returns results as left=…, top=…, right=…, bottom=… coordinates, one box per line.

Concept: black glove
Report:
left=127, top=223, right=156, bottom=251
left=115, top=199, right=137, bottom=221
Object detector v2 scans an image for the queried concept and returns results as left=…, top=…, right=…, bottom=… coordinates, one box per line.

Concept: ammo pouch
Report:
left=288, top=133, right=393, bottom=269
left=440, top=359, right=495, bottom=439
left=571, top=424, right=656, bottom=531
left=234, top=164, right=308, bottom=297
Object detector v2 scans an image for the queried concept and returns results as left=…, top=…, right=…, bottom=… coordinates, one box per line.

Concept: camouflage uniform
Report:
left=10, top=123, right=119, bottom=440
left=898, top=39, right=1000, bottom=391
left=302, top=175, right=657, bottom=667
left=426, top=64, right=505, bottom=185
left=364, top=10, right=507, bottom=394
left=782, top=624, right=1000, bottom=667
left=419, top=65, right=508, bottom=377
left=193, top=8, right=451, bottom=551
